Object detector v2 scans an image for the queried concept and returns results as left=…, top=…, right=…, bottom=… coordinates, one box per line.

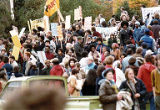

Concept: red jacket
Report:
left=137, top=62, right=156, bottom=92
left=45, top=52, right=54, bottom=60
left=93, top=31, right=102, bottom=37
left=50, top=65, right=63, bottom=76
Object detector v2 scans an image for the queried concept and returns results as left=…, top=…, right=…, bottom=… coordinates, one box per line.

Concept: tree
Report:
left=0, top=0, right=14, bottom=38
left=115, top=1, right=135, bottom=20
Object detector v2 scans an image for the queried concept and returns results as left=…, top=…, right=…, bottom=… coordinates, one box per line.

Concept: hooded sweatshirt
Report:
left=50, top=65, right=63, bottom=76
left=137, top=62, right=156, bottom=92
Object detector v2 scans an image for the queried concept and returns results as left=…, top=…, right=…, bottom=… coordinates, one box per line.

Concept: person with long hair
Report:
left=120, top=68, right=146, bottom=110
left=0, top=68, right=7, bottom=93
left=81, top=69, right=97, bottom=96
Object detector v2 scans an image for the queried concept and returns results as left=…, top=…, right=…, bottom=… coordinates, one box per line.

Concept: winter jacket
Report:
left=133, top=27, right=142, bottom=42
left=137, top=62, right=156, bottom=92
left=151, top=24, right=160, bottom=40
left=119, top=78, right=147, bottom=110
left=99, top=80, right=118, bottom=110
left=50, top=65, right=63, bottom=76
left=74, top=42, right=84, bottom=61
left=140, top=35, right=153, bottom=50
left=2, top=64, right=13, bottom=79
left=119, top=29, right=132, bottom=46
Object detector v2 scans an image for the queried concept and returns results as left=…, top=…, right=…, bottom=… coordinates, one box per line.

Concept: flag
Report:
left=44, top=0, right=60, bottom=17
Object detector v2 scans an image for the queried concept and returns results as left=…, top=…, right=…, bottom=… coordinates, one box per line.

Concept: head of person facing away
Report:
left=3, top=84, right=66, bottom=110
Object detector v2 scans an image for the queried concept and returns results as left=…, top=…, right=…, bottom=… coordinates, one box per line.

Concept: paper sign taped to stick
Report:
left=10, top=30, right=18, bottom=37
left=65, top=15, right=71, bottom=29
left=84, top=16, right=92, bottom=31
left=37, top=51, right=47, bottom=65
left=79, top=6, right=83, bottom=20
left=51, top=23, right=58, bottom=36
left=12, top=46, right=20, bottom=60
left=11, top=35, right=22, bottom=48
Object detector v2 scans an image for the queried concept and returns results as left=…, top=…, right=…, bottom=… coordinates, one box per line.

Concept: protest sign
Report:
left=74, top=8, right=79, bottom=21
left=84, top=16, right=92, bottom=31
left=57, top=25, right=63, bottom=41
left=43, top=16, right=50, bottom=32
left=141, top=7, right=160, bottom=25
left=65, top=15, right=71, bottom=30
left=30, top=18, right=44, bottom=31
left=44, top=0, right=60, bottom=17
left=37, top=51, right=47, bottom=65
left=19, top=28, right=26, bottom=39
left=51, top=23, right=58, bottom=36
left=96, top=26, right=118, bottom=39
left=79, top=6, right=83, bottom=20
left=11, top=35, right=22, bottom=48
left=12, top=46, right=20, bottom=61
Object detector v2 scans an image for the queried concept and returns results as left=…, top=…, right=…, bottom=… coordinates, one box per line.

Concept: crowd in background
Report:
left=0, top=7, right=159, bottom=110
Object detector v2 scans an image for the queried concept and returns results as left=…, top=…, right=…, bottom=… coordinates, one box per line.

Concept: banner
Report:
left=141, top=7, right=160, bottom=25
left=96, top=26, right=118, bottom=39
left=51, top=23, right=58, bottom=36
left=65, top=15, right=71, bottom=30
left=44, top=0, right=60, bottom=17
left=30, top=18, right=44, bottom=31
left=84, top=17, right=92, bottom=31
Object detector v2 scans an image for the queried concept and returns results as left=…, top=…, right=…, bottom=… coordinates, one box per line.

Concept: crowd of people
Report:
left=0, top=7, right=160, bottom=110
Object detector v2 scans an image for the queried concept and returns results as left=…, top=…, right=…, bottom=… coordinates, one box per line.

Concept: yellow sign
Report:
left=11, top=35, right=21, bottom=48
left=12, top=46, right=20, bottom=60
left=44, top=0, right=60, bottom=17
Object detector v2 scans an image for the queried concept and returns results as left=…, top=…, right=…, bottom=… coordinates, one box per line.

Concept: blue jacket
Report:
left=133, top=27, right=141, bottom=42
left=140, top=35, right=153, bottom=50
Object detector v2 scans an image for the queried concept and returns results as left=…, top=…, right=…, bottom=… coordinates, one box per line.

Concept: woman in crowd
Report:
left=81, top=69, right=97, bottom=96
left=67, top=68, right=80, bottom=96
left=99, top=68, right=122, bottom=110
left=0, top=68, right=7, bottom=93
left=119, top=68, right=147, bottom=110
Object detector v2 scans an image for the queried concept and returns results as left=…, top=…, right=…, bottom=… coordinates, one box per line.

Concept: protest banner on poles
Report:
left=65, top=15, right=71, bottom=30
left=96, top=26, right=118, bottom=39
left=44, top=0, right=60, bottom=17
left=84, top=16, right=92, bottom=31
left=141, top=7, right=160, bottom=25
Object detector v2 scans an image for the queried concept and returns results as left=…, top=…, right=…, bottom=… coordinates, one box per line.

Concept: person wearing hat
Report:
left=140, top=28, right=154, bottom=51
left=133, top=21, right=141, bottom=46
left=74, top=36, right=84, bottom=61
left=99, top=68, right=122, bottom=110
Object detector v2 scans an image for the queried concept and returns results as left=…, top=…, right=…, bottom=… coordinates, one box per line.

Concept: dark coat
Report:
left=74, top=42, right=84, bottom=61
left=99, top=80, right=117, bottom=110
left=119, top=78, right=147, bottom=110
left=81, top=81, right=96, bottom=96
left=119, top=29, right=132, bottom=46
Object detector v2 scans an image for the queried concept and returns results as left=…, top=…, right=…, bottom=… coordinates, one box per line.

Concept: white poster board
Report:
left=84, top=16, right=92, bottom=31
left=51, top=23, right=58, bottom=36
left=96, top=26, right=118, bottom=39
left=37, top=51, right=47, bottom=66
left=65, top=15, right=71, bottom=30
left=141, top=7, right=160, bottom=25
